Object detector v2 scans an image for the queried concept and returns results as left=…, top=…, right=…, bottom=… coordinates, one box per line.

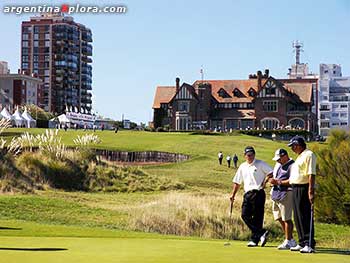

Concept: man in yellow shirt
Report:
left=288, top=136, right=316, bottom=253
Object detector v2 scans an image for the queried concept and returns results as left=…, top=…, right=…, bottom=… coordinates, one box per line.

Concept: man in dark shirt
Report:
left=268, top=149, right=297, bottom=250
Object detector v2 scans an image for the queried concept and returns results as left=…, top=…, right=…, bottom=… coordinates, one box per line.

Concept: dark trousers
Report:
left=219, top=158, right=223, bottom=165
left=241, top=189, right=266, bottom=243
left=292, top=184, right=316, bottom=248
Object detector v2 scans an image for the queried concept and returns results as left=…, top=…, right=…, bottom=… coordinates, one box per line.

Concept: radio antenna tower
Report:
left=292, top=40, right=303, bottom=65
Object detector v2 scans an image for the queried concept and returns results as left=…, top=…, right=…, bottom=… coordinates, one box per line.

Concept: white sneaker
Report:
left=290, top=244, right=303, bottom=251
left=289, top=239, right=297, bottom=248
left=300, top=245, right=315, bottom=253
left=247, top=241, right=257, bottom=247
left=260, top=230, right=269, bottom=247
left=277, top=239, right=290, bottom=250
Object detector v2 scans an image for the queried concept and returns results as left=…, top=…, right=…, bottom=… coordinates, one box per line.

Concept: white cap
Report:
left=272, top=148, right=288, bottom=161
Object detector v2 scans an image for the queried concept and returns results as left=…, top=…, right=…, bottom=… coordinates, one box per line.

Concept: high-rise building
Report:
left=318, top=64, right=350, bottom=136
left=21, top=13, right=92, bottom=114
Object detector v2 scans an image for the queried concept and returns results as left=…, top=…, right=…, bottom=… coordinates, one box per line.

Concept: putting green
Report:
left=0, top=236, right=348, bottom=263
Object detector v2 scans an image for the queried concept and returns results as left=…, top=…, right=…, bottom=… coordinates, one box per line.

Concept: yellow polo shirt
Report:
left=289, top=149, right=316, bottom=184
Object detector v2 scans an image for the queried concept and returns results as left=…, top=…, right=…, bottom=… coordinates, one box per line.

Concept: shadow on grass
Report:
left=316, top=247, right=350, bottom=255
left=0, top=247, right=68, bottom=252
left=0, top=227, right=22, bottom=230
left=0, top=132, right=22, bottom=138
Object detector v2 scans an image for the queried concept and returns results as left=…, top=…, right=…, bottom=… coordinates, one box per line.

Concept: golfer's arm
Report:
left=231, top=183, right=240, bottom=200
left=308, top=174, right=315, bottom=193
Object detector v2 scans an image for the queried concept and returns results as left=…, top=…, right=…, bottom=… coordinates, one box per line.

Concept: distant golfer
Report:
left=233, top=154, right=238, bottom=168
left=268, top=149, right=297, bottom=249
left=288, top=136, right=316, bottom=253
left=229, top=146, right=272, bottom=247
left=226, top=155, right=231, bottom=168
left=218, top=151, right=223, bottom=165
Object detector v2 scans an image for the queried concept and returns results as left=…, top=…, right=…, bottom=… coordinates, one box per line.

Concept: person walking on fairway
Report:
left=229, top=146, right=273, bottom=247
left=268, top=149, right=297, bottom=249
left=288, top=136, right=316, bottom=253
left=218, top=151, right=223, bottom=165
left=226, top=155, right=231, bottom=168
left=233, top=154, right=238, bottom=168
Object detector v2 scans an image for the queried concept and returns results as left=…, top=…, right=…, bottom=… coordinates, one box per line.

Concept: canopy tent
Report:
left=0, top=107, right=13, bottom=120
left=12, top=108, right=25, bottom=127
left=57, top=114, right=71, bottom=124
left=22, top=109, right=36, bottom=128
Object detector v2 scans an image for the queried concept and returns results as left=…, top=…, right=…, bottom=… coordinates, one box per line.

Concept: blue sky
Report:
left=1, top=0, right=350, bottom=123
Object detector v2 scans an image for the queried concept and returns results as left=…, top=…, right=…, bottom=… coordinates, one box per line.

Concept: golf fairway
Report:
left=0, top=237, right=348, bottom=263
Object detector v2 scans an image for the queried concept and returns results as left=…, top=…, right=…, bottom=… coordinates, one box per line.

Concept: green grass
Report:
left=1, top=128, right=349, bottom=262
left=0, top=220, right=349, bottom=263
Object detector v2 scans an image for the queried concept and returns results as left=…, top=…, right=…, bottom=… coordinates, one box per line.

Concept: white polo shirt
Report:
left=233, top=159, right=273, bottom=193
left=289, top=149, right=316, bottom=184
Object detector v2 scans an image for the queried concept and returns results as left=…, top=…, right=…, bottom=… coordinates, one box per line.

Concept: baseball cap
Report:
left=244, top=146, right=255, bottom=155
left=272, top=148, right=288, bottom=161
left=287, top=136, right=306, bottom=147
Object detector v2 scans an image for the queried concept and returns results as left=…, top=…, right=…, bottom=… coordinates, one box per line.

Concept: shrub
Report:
left=86, top=165, right=185, bottom=192
left=313, top=129, right=350, bottom=225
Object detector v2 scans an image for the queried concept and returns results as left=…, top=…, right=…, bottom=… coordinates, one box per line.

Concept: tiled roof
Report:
left=193, top=79, right=267, bottom=103
left=280, top=81, right=313, bottom=103
left=152, top=78, right=312, bottom=108
left=152, top=86, right=176, bottom=109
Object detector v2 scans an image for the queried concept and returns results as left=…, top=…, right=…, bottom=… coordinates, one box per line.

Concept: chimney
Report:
left=257, top=70, right=262, bottom=89
left=264, top=69, right=269, bottom=78
left=176, top=77, right=180, bottom=92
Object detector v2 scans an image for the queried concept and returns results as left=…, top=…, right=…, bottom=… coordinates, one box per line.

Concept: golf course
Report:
left=0, top=128, right=349, bottom=262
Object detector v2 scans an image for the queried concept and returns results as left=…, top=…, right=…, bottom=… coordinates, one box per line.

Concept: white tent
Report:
left=58, top=114, right=71, bottom=124
left=12, top=108, right=25, bottom=127
left=22, top=109, right=36, bottom=128
left=0, top=107, right=13, bottom=120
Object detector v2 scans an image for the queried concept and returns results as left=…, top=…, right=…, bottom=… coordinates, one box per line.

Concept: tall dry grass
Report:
left=127, top=192, right=281, bottom=240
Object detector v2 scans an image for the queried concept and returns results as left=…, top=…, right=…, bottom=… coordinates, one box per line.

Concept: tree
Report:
left=24, top=104, right=54, bottom=121
left=313, top=129, right=350, bottom=224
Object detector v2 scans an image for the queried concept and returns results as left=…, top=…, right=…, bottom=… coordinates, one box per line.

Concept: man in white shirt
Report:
left=288, top=136, right=316, bottom=253
left=230, top=146, right=273, bottom=247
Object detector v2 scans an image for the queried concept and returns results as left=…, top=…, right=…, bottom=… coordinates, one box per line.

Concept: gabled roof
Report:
left=193, top=79, right=268, bottom=103
left=280, top=80, right=314, bottom=103
left=153, top=86, right=176, bottom=109
left=171, top=83, right=199, bottom=102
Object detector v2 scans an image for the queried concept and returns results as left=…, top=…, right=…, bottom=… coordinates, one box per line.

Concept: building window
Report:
left=332, top=113, right=339, bottom=118
left=33, top=55, right=39, bottom=62
left=22, top=62, right=29, bottom=69
left=22, top=41, right=28, bottom=47
left=320, top=122, right=330, bottom=128
left=33, top=62, right=38, bottom=69
left=45, top=33, right=50, bottom=39
left=22, top=55, right=29, bottom=62
left=45, top=55, right=50, bottom=62
left=265, top=81, right=276, bottom=95
left=22, top=48, right=29, bottom=54
left=263, top=100, right=277, bottom=112
left=341, top=122, right=348, bottom=126
left=45, top=40, right=50, bottom=47
left=261, top=118, right=279, bottom=130
left=341, top=104, right=348, bottom=108
left=178, top=101, right=190, bottom=112
left=34, top=41, right=39, bottom=47
left=340, top=113, right=347, bottom=118
left=22, top=34, right=29, bottom=40
left=289, top=118, right=305, bottom=129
